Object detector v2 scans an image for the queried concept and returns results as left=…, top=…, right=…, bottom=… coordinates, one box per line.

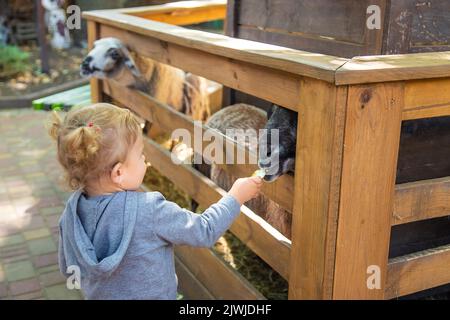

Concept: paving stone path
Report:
left=0, top=109, right=83, bottom=300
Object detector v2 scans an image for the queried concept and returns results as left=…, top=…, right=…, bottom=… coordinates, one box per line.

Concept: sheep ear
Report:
left=117, top=45, right=142, bottom=78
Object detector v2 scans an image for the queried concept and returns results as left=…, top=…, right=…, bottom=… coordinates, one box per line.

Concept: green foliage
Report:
left=0, top=45, right=30, bottom=78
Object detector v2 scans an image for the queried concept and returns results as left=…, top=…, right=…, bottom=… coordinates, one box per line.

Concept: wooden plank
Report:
left=236, top=25, right=367, bottom=60
left=336, top=51, right=450, bottom=85
left=405, top=78, right=450, bottom=109
left=402, top=105, right=450, bottom=120
left=82, top=10, right=348, bottom=83
left=288, top=80, right=347, bottom=299
left=224, top=0, right=238, bottom=37
left=120, top=0, right=226, bottom=15
left=333, top=83, right=404, bottom=299
left=235, top=0, right=386, bottom=58
left=87, top=20, right=102, bottom=103
left=102, top=79, right=294, bottom=213
left=142, top=136, right=291, bottom=280
left=237, top=0, right=370, bottom=44
left=393, top=176, right=450, bottom=226
left=386, top=244, right=450, bottom=299
left=175, top=246, right=265, bottom=299
left=99, top=24, right=302, bottom=112
left=126, top=5, right=226, bottom=26
left=174, top=254, right=215, bottom=300
left=383, top=0, right=450, bottom=55
left=402, top=78, right=450, bottom=120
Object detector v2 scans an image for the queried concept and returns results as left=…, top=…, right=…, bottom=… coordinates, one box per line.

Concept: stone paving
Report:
left=0, top=109, right=83, bottom=300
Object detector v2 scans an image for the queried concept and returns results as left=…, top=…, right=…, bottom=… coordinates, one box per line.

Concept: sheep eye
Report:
left=107, top=49, right=121, bottom=60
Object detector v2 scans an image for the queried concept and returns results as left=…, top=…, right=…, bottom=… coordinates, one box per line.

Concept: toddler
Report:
left=49, top=103, right=262, bottom=299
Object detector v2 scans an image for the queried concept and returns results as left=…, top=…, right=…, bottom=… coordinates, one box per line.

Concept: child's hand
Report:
left=228, top=176, right=263, bottom=205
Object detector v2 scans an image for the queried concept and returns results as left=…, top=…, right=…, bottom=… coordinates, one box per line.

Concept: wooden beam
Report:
left=36, top=0, right=49, bottom=74
left=336, top=52, right=450, bottom=85
left=87, top=20, right=103, bottom=103
left=142, top=136, right=291, bottom=280
left=176, top=246, right=265, bottom=300
left=83, top=10, right=347, bottom=83
left=224, top=0, right=238, bottom=37
left=120, top=0, right=226, bottom=16
left=126, top=5, right=226, bottom=26
left=333, top=83, right=404, bottom=299
left=99, top=24, right=303, bottom=112
left=393, top=176, right=450, bottom=226
left=288, top=80, right=347, bottom=299
left=174, top=255, right=215, bottom=300
left=386, top=244, right=450, bottom=299
left=402, top=78, right=450, bottom=120
left=102, top=79, right=294, bottom=214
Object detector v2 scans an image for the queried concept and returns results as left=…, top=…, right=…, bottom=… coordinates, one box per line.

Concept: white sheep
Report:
left=80, top=37, right=210, bottom=121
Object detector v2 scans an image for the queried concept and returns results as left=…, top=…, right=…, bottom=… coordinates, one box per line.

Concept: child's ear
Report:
left=111, top=162, right=124, bottom=185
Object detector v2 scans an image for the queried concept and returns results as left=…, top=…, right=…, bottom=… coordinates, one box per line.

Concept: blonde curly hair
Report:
left=48, top=103, right=142, bottom=190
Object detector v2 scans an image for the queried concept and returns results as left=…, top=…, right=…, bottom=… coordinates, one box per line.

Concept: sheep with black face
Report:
left=260, top=105, right=450, bottom=184
left=258, top=105, right=297, bottom=182
left=80, top=37, right=210, bottom=121
left=192, top=103, right=292, bottom=238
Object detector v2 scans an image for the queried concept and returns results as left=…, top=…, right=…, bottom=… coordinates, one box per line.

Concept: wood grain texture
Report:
left=336, top=51, right=450, bottom=85
left=333, top=83, right=404, bottom=299
left=120, top=0, right=227, bottom=15
left=232, top=0, right=386, bottom=58
left=393, top=177, right=450, bottom=226
left=386, top=244, right=450, bottom=299
left=83, top=10, right=348, bottom=82
left=402, top=77, right=450, bottom=119
left=87, top=20, right=102, bottom=103
left=383, top=0, right=450, bottom=55
left=99, top=24, right=304, bottom=112
left=174, top=250, right=215, bottom=300
left=126, top=4, right=226, bottom=26
left=175, top=246, right=265, bottom=300
left=288, top=80, right=347, bottom=299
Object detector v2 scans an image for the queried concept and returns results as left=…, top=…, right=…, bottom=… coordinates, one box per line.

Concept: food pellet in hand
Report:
left=252, top=169, right=266, bottom=178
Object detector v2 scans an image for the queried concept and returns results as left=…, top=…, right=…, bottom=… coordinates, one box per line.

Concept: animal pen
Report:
left=82, top=0, right=450, bottom=299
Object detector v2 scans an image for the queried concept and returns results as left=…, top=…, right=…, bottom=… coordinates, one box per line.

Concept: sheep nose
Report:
left=81, top=56, right=93, bottom=69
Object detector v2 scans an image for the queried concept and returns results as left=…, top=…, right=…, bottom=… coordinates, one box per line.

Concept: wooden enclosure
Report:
left=223, top=0, right=450, bottom=108
left=226, top=0, right=450, bottom=58
left=83, top=0, right=450, bottom=299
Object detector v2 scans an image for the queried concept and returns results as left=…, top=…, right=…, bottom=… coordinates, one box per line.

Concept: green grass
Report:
left=0, top=45, right=30, bottom=78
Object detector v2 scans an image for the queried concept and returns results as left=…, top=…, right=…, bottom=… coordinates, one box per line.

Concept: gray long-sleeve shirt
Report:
left=58, top=190, right=241, bottom=299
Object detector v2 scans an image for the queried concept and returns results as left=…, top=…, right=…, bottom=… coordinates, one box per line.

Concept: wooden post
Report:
left=222, top=0, right=238, bottom=108
left=87, top=20, right=103, bottom=103
left=288, top=79, right=347, bottom=299
left=333, top=83, right=404, bottom=299
left=36, top=0, right=49, bottom=74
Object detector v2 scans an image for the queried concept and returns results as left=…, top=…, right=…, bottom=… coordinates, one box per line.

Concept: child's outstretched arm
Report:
left=148, top=176, right=262, bottom=247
